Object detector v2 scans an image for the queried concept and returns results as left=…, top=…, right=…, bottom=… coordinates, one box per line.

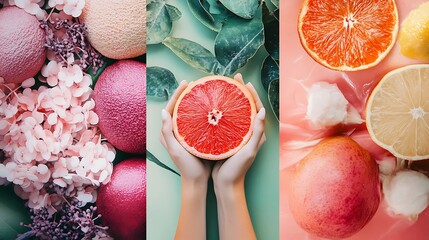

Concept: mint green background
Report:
left=147, top=1, right=279, bottom=239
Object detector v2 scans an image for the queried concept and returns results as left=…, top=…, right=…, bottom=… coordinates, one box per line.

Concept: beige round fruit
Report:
left=288, top=136, right=380, bottom=239
left=398, top=2, right=429, bottom=62
left=80, top=0, right=146, bottom=59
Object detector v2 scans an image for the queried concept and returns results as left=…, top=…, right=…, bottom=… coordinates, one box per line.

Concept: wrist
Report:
left=214, top=178, right=245, bottom=198
left=182, top=178, right=208, bottom=195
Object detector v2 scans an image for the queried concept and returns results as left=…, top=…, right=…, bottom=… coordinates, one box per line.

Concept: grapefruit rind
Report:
left=298, top=0, right=399, bottom=71
left=366, top=64, right=429, bottom=161
left=172, top=75, right=256, bottom=160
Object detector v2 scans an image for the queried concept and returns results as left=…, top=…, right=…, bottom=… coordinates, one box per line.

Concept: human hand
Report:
left=160, top=80, right=212, bottom=184
left=212, top=73, right=266, bottom=189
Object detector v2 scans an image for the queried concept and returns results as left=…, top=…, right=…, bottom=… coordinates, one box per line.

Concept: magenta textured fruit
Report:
left=0, top=6, right=46, bottom=84
left=97, top=159, right=146, bottom=240
left=93, top=60, right=146, bottom=154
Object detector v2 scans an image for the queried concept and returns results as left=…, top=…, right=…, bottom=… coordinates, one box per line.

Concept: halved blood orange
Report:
left=298, top=0, right=398, bottom=71
left=172, top=76, right=256, bottom=160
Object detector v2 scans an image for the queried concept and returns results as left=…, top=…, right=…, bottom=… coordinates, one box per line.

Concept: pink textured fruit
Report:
left=288, top=136, right=380, bottom=239
left=93, top=60, right=146, bottom=154
left=0, top=6, right=46, bottom=84
left=97, top=159, right=146, bottom=240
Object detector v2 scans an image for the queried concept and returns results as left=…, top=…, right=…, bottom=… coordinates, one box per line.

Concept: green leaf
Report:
left=147, top=1, right=181, bottom=45
left=268, top=79, right=279, bottom=121
left=0, top=185, right=30, bottom=239
left=261, top=56, right=279, bottom=92
left=165, top=4, right=182, bottom=21
left=88, top=58, right=115, bottom=86
left=162, top=36, right=225, bottom=74
left=219, top=0, right=260, bottom=19
left=147, top=151, right=180, bottom=176
left=215, top=13, right=264, bottom=75
left=187, top=0, right=222, bottom=31
left=271, top=0, right=279, bottom=8
left=262, top=3, right=279, bottom=60
left=206, top=0, right=224, bottom=14
left=147, top=67, right=178, bottom=101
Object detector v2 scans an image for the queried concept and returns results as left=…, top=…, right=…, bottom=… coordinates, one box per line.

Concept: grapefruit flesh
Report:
left=172, top=76, right=256, bottom=160
left=93, top=60, right=146, bottom=154
left=366, top=65, right=429, bottom=160
left=298, top=0, right=398, bottom=71
left=80, top=0, right=146, bottom=59
left=97, top=159, right=146, bottom=240
left=288, top=136, right=380, bottom=239
left=0, top=6, right=46, bottom=83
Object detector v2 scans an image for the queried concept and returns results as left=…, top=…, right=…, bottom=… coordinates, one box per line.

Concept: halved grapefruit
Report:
left=298, top=0, right=398, bottom=71
left=172, top=76, right=256, bottom=160
left=366, top=65, right=429, bottom=161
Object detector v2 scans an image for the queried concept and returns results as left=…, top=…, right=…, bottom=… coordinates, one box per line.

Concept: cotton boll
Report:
left=306, top=82, right=363, bottom=127
left=384, top=170, right=429, bottom=219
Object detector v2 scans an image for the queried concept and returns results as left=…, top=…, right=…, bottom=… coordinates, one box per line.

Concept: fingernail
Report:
left=161, top=109, right=169, bottom=119
left=258, top=108, right=266, bottom=120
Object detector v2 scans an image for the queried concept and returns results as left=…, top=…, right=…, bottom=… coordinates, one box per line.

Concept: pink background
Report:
left=280, top=0, right=429, bottom=239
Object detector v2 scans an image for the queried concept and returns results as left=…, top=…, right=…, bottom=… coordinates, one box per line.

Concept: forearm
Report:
left=175, top=179, right=208, bottom=240
left=215, top=179, right=256, bottom=240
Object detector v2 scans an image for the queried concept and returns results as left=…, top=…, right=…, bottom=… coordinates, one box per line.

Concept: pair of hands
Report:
left=160, top=73, right=266, bottom=188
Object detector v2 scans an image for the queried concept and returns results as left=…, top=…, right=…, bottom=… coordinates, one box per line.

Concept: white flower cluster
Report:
left=2, top=0, right=85, bottom=19
left=0, top=59, right=115, bottom=210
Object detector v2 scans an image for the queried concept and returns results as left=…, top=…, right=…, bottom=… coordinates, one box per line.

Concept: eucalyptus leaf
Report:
left=219, top=0, right=260, bottom=19
left=147, top=151, right=180, bottom=176
left=262, top=3, right=279, bottom=60
left=187, top=0, right=222, bottom=31
left=0, top=186, right=30, bottom=240
left=268, top=79, right=279, bottom=121
left=147, top=1, right=180, bottom=44
left=206, top=0, right=223, bottom=14
left=261, top=56, right=279, bottom=92
left=165, top=4, right=182, bottom=21
left=271, top=0, right=279, bottom=8
left=274, top=9, right=279, bottom=20
left=215, top=13, right=264, bottom=75
left=147, top=67, right=178, bottom=101
left=163, top=36, right=224, bottom=74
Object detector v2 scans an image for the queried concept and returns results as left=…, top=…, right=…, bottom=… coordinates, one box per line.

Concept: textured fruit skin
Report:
left=80, top=0, right=146, bottom=59
left=398, top=2, right=429, bottom=62
left=94, top=60, right=146, bottom=154
left=288, top=136, right=380, bottom=239
left=97, top=159, right=146, bottom=240
left=0, top=6, right=46, bottom=83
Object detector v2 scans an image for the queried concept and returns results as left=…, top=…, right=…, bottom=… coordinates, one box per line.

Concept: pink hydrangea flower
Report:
left=0, top=60, right=116, bottom=209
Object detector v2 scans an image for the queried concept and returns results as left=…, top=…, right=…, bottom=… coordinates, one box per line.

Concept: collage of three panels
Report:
left=1, top=0, right=429, bottom=239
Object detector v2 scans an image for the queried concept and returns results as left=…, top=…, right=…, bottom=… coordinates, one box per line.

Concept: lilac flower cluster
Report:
left=41, top=14, right=104, bottom=74
left=22, top=196, right=111, bottom=240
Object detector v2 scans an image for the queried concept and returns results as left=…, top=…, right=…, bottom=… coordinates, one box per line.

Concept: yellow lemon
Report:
left=366, top=65, right=429, bottom=160
left=398, top=2, right=429, bottom=62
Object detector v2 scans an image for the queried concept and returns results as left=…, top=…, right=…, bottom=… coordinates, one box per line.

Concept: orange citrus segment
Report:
left=172, top=76, right=256, bottom=160
left=298, top=0, right=398, bottom=71
left=366, top=65, right=429, bottom=160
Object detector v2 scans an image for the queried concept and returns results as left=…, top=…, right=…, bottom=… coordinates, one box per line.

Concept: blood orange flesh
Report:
left=172, top=76, right=256, bottom=160
left=298, top=0, right=398, bottom=71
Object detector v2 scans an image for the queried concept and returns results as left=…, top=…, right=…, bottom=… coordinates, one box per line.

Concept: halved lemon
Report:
left=366, top=65, right=429, bottom=160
